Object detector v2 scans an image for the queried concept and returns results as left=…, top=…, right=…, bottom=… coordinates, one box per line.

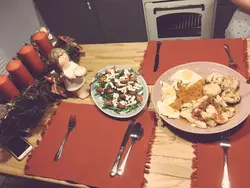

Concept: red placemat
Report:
left=190, top=45, right=250, bottom=187
left=140, top=38, right=248, bottom=84
left=25, top=102, right=156, bottom=188
left=192, top=118, right=250, bottom=188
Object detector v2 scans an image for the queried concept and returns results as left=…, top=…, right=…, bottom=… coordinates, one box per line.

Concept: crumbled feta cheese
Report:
left=135, top=83, right=142, bottom=88
left=106, top=74, right=112, bottom=79
left=128, top=81, right=134, bottom=84
left=117, top=87, right=127, bottom=93
left=130, top=96, right=136, bottom=102
left=128, top=86, right=136, bottom=91
left=126, top=100, right=137, bottom=106
left=124, top=69, right=130, bottom=76
left=112, top=99, right=118, bottom=107
left=113, top=93, right=119, bottom=99
left=105, top=74, right=112, bottom=82
left=138, top=90, right=144, bottom=95
left=109, top=82, right=115, bottom=88
left=119, top=83, right=126, bottom=87
left=125, top=94, right=131, bottom=101
left=104, top=83, right=109, bottom=89
left=120, top=100, right=127, bottom=106
left=110, top=69, right=115, bottom=75
left=120, top=76, right=126, bottom=81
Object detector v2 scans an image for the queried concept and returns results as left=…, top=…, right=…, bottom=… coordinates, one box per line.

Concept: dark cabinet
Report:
left=34, top=0, right=105, bottom=44
left=213, top=0, right=237, bottom=38
left=34, top=0, right=147, bottom=44
left=93, top=0, right=147, bottom=42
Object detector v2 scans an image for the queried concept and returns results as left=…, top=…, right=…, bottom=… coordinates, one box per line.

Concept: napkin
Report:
left=140, top=38, right=248, bottom=84
left=25, top=102, right=156, bottom=188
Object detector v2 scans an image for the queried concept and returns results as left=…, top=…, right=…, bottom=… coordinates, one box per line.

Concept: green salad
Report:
left=92, top=67, right=144, bottom=114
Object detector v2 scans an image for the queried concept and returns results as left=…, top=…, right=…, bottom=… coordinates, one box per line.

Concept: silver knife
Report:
left=153, top=41, right=162, bottom=72
left=110, top=119, right=135, bottom=177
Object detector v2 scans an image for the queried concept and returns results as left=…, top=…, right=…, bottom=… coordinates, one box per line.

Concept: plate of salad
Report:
left=90, top=66, right=149, bottom=118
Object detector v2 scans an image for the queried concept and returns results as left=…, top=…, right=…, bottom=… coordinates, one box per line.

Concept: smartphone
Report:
left=5, top=135, right=33, bottom=161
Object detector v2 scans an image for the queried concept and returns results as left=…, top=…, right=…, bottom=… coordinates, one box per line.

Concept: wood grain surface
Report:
left=0, top=40, right=249, bottom=188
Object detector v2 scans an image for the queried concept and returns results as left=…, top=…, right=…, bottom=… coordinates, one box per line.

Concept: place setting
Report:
left=140, top=37, right=250, bottom=187
left=151, top=61, right=250, bottom=187
left=23, top=64, right=154, bottom=188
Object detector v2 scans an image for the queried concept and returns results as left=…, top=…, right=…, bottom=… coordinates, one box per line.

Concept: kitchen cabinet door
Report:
left=93, top=0, right=147, bottom=43
left=213, top=2, right=237, bottom=38
left=34, top=0, right=105, bottom=44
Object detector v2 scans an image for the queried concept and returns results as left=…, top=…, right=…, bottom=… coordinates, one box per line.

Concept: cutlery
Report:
left=223, top=44, right=236, bottom=69
left=54, top=115, right=76, bottom=161
left=153, top=41, right=162, bottom=72
left=117, top=122, right=143, bottom=175
left=220, top=131, right=231, bottom=188
left=110, top=119, right=135, bottom=177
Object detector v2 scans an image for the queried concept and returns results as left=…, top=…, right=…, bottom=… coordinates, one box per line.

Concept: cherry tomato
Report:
left=99, top=76, right=106, bottom=82
left=105, top=70, right=111, bottom=74
left=120, top=94, right=126, bottom=99
left=136, top=95, right=143, bottom=102
left=115, top=82, right=119, bottom=87
left=107, top=89, right=114, bottom=94
left=130, top=75, right=137, bottom=81
left=122, top=78, right=129, bottom=83
left=105, top=68, right=115, bottom=74
left=96, top=87, right=104, bottom=93
left=117, top=103, right=125, bottom=109
left=104, top=100, right=112, bottom=106
left=129, top=91, right=136, bottom=95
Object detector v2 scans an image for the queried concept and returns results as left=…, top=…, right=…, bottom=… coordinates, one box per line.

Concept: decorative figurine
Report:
left=48, top=48, right=89, bottom=100
left=44, top=70, right=67, bottom=98
left=55, top=36, right=83, bottom=62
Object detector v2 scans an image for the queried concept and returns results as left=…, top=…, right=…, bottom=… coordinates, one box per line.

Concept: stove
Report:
left=143, top=0, right=217, bottom=40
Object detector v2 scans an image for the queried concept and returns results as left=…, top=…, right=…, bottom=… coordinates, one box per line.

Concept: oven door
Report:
left=144, top=0, right=216, bottom=40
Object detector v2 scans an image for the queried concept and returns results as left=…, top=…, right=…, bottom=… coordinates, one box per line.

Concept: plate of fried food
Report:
left=152, top=62, right=250, bottom=134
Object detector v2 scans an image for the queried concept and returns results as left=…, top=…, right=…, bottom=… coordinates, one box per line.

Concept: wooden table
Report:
left=0, top=41, right=249, bottom=188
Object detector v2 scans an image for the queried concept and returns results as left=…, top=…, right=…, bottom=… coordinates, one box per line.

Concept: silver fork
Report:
left=54, top=115, right=76, bottom=161
left=220, top=131, right=231, bottom=188
left=223, top=44, right=237, bottom=69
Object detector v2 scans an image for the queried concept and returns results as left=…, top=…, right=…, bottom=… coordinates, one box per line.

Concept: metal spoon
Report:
left=117, top=122, right=143, bottom=175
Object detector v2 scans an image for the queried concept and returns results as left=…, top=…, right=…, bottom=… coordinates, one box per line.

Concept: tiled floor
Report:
left=0, top=176, right=71, bottom=188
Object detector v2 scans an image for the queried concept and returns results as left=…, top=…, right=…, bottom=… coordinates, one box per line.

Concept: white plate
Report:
left=152, top=61, right=250, bottom=134
left=91, top=66, right=149, bottom=119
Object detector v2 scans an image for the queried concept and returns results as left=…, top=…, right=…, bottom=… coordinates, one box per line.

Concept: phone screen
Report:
left=6, top=136, right=30, bottom=157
